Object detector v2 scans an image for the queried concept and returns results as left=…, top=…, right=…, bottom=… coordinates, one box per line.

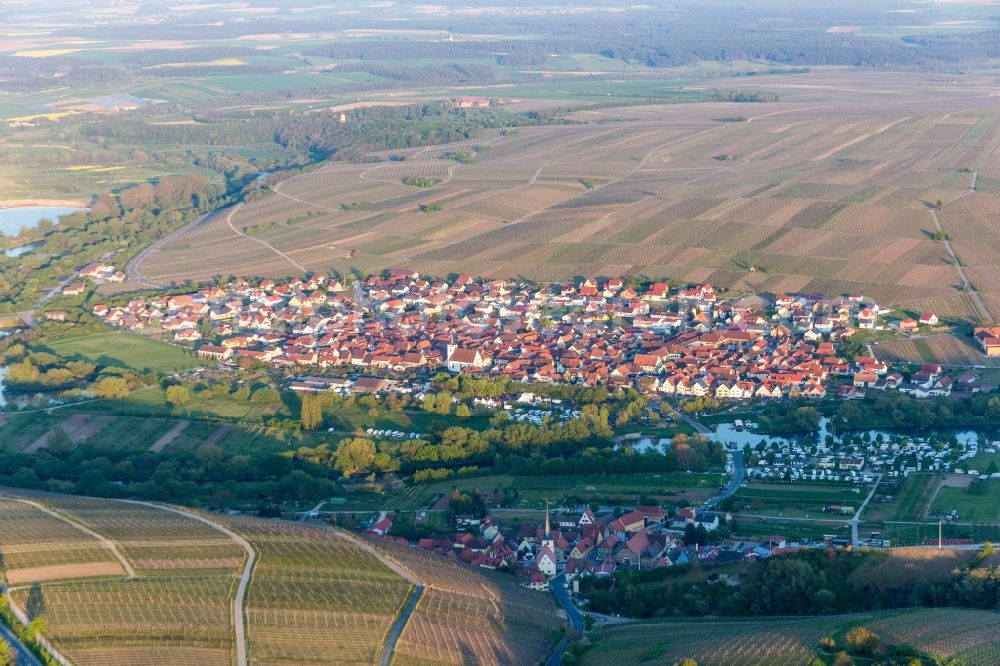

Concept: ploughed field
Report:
left=0, top=488, right=566, bottom=665
left=134, top=72, right=1000, bottom=320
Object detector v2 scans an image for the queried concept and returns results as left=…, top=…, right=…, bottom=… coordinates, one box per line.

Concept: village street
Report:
left=545, top=573, right=584, bottom=666
left=0, top=615, right=42, bottom=666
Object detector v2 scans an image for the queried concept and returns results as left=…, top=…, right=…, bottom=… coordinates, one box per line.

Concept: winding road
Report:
left=4, top=497, right=136, bottom=579
left=545, top=574, right=585, bottom=666
left=316, top=527, right=424, bottom=666
left=125, top=208, right=229, bottom=288
left=380, top=584, right=424, bottom=666
left=705, top=451, right=745, bottom=511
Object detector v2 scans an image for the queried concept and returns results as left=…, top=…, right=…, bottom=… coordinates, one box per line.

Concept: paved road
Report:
left=380, top=584, right=424, bottom=666
left=124, top=208, right=228, bottom=288
left=0, top=618, right=42, bottom=666
left=704, top=451, right=744, bottom=510
left=545, top=574, right=585, bottom=666
left=297, top=500, right=327, bottom=522
left=678, top=412, right=713, bottom=436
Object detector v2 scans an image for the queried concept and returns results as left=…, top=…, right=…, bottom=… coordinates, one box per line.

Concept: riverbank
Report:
left=0, top=198, right=90, bottom=209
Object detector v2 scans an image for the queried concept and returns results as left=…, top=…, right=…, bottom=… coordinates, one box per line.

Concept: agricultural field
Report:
left=883, top=473, right=942, bottom=521
left=733, top=482, right=871, bottom=518
left=0, top=488, right=566, bottom=665
left=578, top=614, right=854, bottom=666
left=578, top=609, right=1000, bottom=666
left=220, top=517, right=413, bottom=666
left=931, top=481, right=1000, bottom=523
left=373, top=540, right=565, bottom=666
left=864, top=608, right=1000, bottom=666
left=873, top=334, right=1000, bottom=368
left=133, top=71, right=1000, bottom=321
left=42, top=329, right=202, bottom=374
left=390, top=471, right=727, bottom=512
left=0, top=490, right=247, bottom=666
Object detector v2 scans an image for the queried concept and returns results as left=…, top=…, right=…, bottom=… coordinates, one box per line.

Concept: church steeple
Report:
left=542, top=500, right=554, bottom=552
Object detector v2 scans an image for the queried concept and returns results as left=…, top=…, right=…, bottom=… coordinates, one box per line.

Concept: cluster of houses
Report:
left=843, top=360, right=957, bottom=399
left=90, top=270, right=931, bottom=400
left=62, top=262, right=125, bottom=297
left=367, top=503, right=794, bottom=591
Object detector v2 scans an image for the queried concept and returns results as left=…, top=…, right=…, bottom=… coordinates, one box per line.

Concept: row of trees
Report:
left=583, top=546, right=1000, bottom=619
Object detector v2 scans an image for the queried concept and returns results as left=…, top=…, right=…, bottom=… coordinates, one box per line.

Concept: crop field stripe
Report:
left=123, top=500, right=254, bottom=666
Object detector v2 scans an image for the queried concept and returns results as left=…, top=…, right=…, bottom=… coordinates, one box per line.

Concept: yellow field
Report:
left=64, top=165, right=127, bottom=172
left=146, top=58, right=248, bottom=69
left=12, top=48, right=83, bottom=57
left=6, top=111, right=79, bottom=122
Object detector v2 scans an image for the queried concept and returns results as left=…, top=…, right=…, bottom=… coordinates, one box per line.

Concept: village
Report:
left=366, top=498, right=752, bottom=591
left=86, top=268, right=983, bottom=403
left=363, top=500, right=771, bottom=593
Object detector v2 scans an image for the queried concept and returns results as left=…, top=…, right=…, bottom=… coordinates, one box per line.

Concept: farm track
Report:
left=380, top=584, right=424, bottom=666
left=928, top=206, right=992, bottom=322
left=124, top=500, right=256, bottom=666
left=149, top=419, right=190, bottom=453
left=224, top=203, right=308, bottom=274
left=310, top=526, right=423, bottom=665
left=0, top=497, right=137, bottom=579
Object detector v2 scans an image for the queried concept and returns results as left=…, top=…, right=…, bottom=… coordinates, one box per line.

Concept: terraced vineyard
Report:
left=578, top=615, right=853, bottom=666
left=372, top=540, right=566, bottom=666
left=0, top=491, right=245, bottom=666
left=221, top=517, right=413, bottom=666
left=132, top=72, right=1000, bottom=322
left=579, top=609, right=1000, bottom=666
left=0, top=489, right=564, bottom=665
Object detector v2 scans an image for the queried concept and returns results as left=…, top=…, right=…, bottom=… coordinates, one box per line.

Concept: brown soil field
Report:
left=5, top=561, right=125, bottom=584
left=134, top=71, right=1000, bottom=319
left=149, top=419, right=190, bottom=453
left=23, top=414, right=113, bottom=453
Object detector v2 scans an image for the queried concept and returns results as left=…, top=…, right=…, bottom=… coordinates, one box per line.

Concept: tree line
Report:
left=582, top=546, right=1000, bottom=619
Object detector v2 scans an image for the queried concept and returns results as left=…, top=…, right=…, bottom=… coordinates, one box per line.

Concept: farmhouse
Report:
left=196, top=344, right=232, bottom=361
left=974, top=327, right=1000, bottom=356
left=453, top=96, right=491, bottom=108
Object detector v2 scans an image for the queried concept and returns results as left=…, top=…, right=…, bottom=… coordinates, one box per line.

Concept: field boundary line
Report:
left=501, top=124, right=725, bottom=231
left=313, top=526, right=424, bottom=665
left=122, top=501, right=255, bottom=666
left=0, top=497, right=137, bottom=579
left=224, top=203, right=308, bottom=274
left=927, top=206, right=992, bottom=322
